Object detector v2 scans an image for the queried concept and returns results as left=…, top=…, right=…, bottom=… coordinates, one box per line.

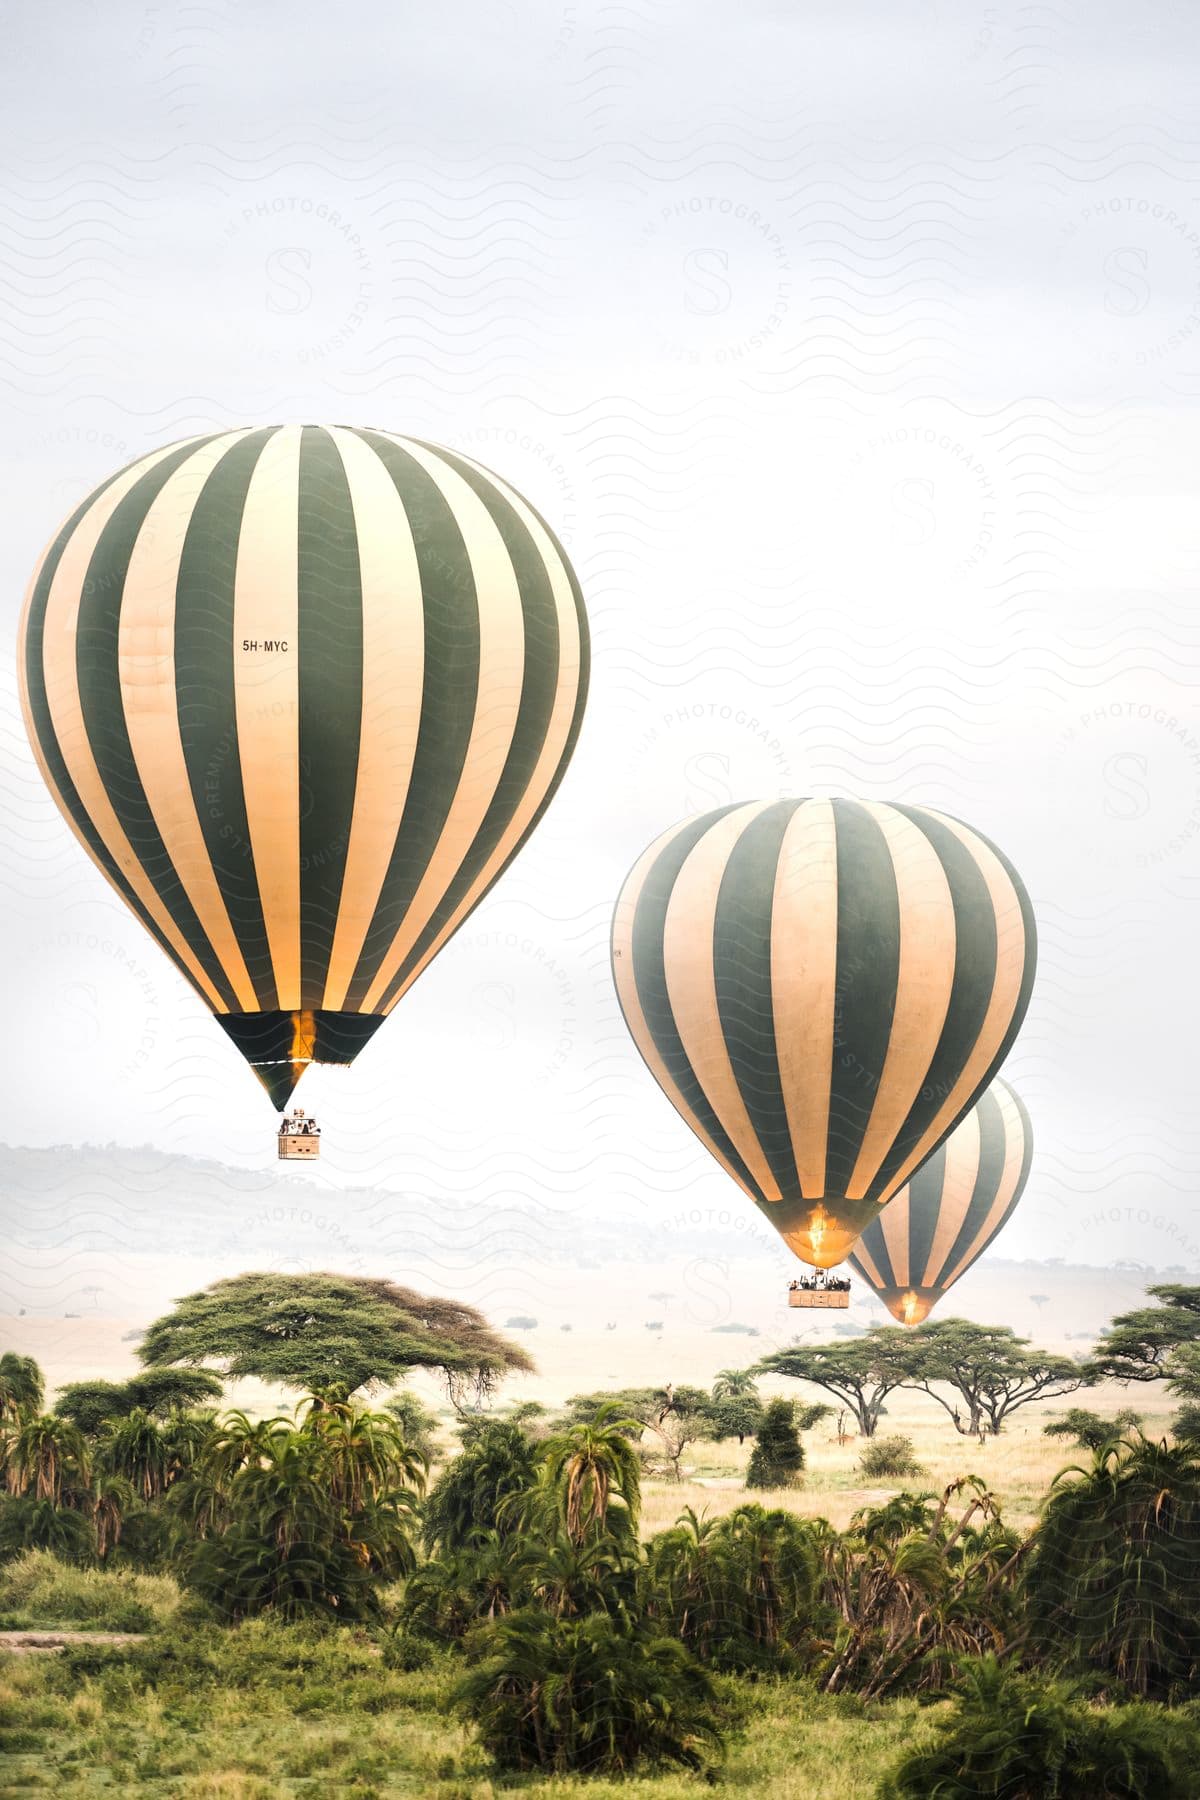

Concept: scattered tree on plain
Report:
left=901, top=1319, right=1091, bottom=1437
left=756, top=1327, right=915, bottom=1438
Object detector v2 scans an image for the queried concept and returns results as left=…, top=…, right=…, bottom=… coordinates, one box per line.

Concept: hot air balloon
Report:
left=19, top=426, right=589, bottom=1112
left=849, top=1078, right=1031, bottom=1325
left=610, top=798, right=1036, bottom=1269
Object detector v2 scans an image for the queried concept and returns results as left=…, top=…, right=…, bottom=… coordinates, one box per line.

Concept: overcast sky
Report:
left=3, top=0, right=1200, bottom=1309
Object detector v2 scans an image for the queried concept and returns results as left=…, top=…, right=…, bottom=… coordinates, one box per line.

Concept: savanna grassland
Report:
left=2, top=1274, right=1200, bottom=1798
left=0, top=1392, right=1183, bottom=1799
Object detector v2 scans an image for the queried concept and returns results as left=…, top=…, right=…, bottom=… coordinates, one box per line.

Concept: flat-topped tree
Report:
left=137, top=1271, right=533, bottom=1407
left=1091, top=1284, right=1200, bottom=1384
left=55, top=1369, right=223, bottom=1434
left=755, top=1327, right=914, bottom=1439
left=901, top=1319, right=1091, bottom=1437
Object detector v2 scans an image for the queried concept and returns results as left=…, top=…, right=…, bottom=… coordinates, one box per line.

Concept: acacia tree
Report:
left=136, top=1272, right=533, bottom=1405
left=1090, top=1285, right=1200, bottom=1384
left=756, top=1328, right=914, bottom=1438
left=901, top=1320, right=1091, bottom=1437
left=55, top=1369, right=223, bottom=1434
left=706, top=1393, right=763, bottom=1446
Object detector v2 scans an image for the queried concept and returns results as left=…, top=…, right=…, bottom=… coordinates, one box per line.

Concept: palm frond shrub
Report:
left=1025, top=1434, right=1200, bottom=1699
left=642, top=1503, right=828, bottom=1674
left=421, top=1420, right=538, bottom=1555
left=822, top=1479, right=1022, bottom=1701
left=401, top=1532, right=523, bottom=1643
left=877, top=1655, right=1200, bottom=1799
left=522, top=1404, right=642, bottom=1544
left=0, top=1497, right=95, bottom=1565
left=181, top=1402, right=422, bottom=1622
left=456, top=1607, right=724, bottom=1776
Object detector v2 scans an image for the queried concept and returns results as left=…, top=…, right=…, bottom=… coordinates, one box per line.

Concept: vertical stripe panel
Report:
left=232, top=426, right=303, bottom=1006
left=336, top=433, right=480, bottom=1010
left=877, top=1192, right=912, bottom=1288
left=117, top=433, right=259, bottom=1010
left=320, top=427, right=425, bottom=1010
left=38, top=444, right=227, bottom=1009
left=939, top=1084, right=1032, bottom=1287
left=296, top=427, right=364, bottom=1007
left=824, top=800, right=902, bottom=1198
left=847, top=805, right=956, bottom=1198
left=613, top=807, right=761, bottom=1198
left=712, top=802, right=804, bottom=1199
left=663, top=802, right=781, bottom=1202
left=18, top=456, right=205, bottom=996
left=878, top=815, right=1029, bottom=1200
left=850, top=1239, right=888, bottom=1288
left=919, top=1111, right=982, bottom=1285
left=174, top=427, right=280, bottom=1010
left=771, top=798, right=839, bottom=1197
left=361, top=440, right=526, bottom=1010
left=375, top=439, right=580, bottom=1009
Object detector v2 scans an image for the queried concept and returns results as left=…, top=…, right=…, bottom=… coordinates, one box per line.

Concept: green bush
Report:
left=877, top=1656, right=1200, bottom=1798
left=745, top=1399, right=805, bottom=1488
left=1044, top=1408, right=1143, bottom=1452
left=0, top=1549, right=179, bottom=1631
left=456, top=1607, right=724, bottom=1776
left=0, top=1500, right=95, bottom=1566
left=376, top=1622, right=436, bottom=1672
left=1172, top=1403, right=1200, bottom=1445
left=858, top=1435, right=923, bottom=1479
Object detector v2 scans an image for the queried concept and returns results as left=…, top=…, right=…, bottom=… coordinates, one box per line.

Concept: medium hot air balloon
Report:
left=611, top=798, right=1036, bottom=1268
left=19, top=426, right=588, bottom=1109
left=848, top=1077, right=1032, bottom=1325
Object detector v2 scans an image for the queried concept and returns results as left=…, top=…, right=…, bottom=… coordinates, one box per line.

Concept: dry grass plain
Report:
left=637, top=1382, right=1173, bottom=1536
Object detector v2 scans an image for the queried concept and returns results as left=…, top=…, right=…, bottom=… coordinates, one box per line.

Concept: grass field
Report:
left=0, top=1605, right=926, bottom=1799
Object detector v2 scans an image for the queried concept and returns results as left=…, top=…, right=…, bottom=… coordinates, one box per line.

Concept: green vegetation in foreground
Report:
left=4, top=1277, right=1200, bottom=1793
left=0, top=1595, right=923, bottom=1798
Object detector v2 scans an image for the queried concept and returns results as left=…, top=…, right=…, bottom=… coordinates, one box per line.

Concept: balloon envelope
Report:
left=611, top=798, right=1036, bottom=1267
left=848, top=1078, right=1032, bottom=1324
left=19, top=426, right=589, bottom=1105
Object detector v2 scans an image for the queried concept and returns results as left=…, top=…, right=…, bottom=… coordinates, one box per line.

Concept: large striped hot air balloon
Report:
left=848, top=1077, right=1032, bottom=1325
left=19, top=426, right=589, bottom=1107
left=611, top=798, right=1036, bottom=1268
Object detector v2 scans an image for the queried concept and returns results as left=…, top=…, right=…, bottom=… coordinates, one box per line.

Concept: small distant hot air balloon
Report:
left=848, top=1077, right=1032, bottom=1325
left=611, top=798, right=1036, bottom=1269
left=19, top=426, right=588, bottom=1112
